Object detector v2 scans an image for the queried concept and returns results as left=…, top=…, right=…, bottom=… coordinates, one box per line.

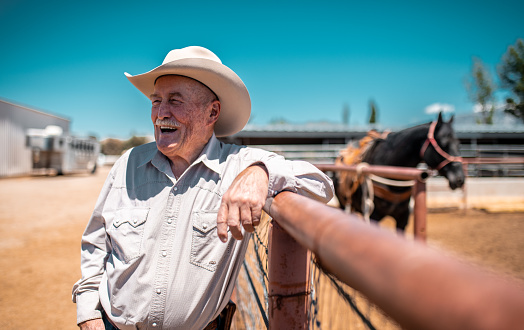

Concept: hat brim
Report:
left=125, top=58, right=251, bottom=137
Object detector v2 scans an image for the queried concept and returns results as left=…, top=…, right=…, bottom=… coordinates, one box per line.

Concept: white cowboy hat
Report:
left=125, top=46, right=251, bottom=137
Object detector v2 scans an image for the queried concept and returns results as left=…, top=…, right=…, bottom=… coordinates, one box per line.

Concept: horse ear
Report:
left=448, top=115, right=454, bottom=124
left=437, top=111, right=443, bottom=124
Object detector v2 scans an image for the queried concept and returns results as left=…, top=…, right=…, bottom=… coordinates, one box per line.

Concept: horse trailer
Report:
left=26, top=125, right=100, bottom=175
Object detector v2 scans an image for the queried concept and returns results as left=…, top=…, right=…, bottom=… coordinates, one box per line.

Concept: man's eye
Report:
left=152, top=100, right=161, bottom=105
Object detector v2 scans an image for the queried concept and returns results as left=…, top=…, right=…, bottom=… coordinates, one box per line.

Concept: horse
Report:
left=332, top=112, right=465, bottom=231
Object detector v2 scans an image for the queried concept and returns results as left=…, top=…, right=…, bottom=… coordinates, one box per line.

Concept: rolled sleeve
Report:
left=243, top=148, right=334, bottom=210
left=73, top=291, right=103, bottom=324
left=290, top=160, right=334, bottom=202
left=260, top=157, right=298, bottom=197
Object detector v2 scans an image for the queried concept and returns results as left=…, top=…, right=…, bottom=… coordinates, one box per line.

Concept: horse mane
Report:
left=365, top=123, right=431, bottom=163
left=383, top=122, right=429, bottom=144
left=338, top=130, right=390, bottom=166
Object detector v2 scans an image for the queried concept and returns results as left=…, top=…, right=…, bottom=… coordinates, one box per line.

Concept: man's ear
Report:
left=208, top=100, right=221, bottom=125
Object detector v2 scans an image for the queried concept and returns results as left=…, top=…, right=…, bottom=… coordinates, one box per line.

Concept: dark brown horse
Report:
left=333, top=113, right=465, bottom=231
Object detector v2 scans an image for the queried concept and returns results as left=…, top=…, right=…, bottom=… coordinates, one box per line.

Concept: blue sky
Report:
left=1, top=0, right=523, bottom=139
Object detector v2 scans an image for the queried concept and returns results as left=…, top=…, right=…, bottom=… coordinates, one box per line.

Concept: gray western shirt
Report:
left=72, top=135, right=334, bottom=329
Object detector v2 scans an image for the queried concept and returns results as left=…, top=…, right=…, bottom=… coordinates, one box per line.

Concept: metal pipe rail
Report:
left=316, top=163, right=430, bottom=182
left=268, top=191, right=524, bottom=330
left=316, top=163, right=429, bottom=241
left=463, top=157, right=524, bottom=164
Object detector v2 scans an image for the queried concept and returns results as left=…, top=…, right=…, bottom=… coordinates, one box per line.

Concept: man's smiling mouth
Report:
left=160, top=126, right=178, bottom=134
left=156, top=119, right=181, bottom=134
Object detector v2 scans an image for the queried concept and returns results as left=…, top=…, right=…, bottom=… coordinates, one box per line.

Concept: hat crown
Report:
left=162, top=46, right=222, bottom=65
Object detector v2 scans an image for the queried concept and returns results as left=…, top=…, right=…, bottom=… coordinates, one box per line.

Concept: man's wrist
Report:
left=250, top=162, right=269, bottom=176
left=78, top=317, right=103, bottom=330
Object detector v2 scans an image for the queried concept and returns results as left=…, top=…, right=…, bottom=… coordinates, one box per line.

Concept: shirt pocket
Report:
left=108, top=207, right=149, bottom=263
left=190, top=210, right=231, bottom=272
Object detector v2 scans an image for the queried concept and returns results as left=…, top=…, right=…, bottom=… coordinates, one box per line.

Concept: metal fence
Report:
left=233, top=163, right=428, bottom=329
left=232, top=162, right=524, bottom=329
left=256, top=144, right=524, bottom=177
left=241, top=192, right=524, bottom=329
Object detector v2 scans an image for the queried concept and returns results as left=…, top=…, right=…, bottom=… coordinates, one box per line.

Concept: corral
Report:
left=0, top=166, right=523, bottom=329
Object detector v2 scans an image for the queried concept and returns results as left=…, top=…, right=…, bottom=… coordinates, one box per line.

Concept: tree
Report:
left=369, top=99, right=377, bottom=124
left=465, top=57, right=495, bottom=124
left=101, top=138, right=124, bottom=155
left=342, top=103, right=350, bottom=125
left=123, top=136, right=149, bottom=151
left=498, top=39, right=524, bottom=122
left=269, top=117, right=289, bottom=125
left=101, top=136, right=149, bottom=155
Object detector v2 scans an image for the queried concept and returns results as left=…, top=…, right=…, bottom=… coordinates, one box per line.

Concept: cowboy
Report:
left=72, top=46, right=334, bottom=330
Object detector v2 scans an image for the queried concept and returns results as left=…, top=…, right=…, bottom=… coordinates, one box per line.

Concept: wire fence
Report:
left=233, top=214, right=270, bottom=329
left=233, top=213, right=401, bottom=330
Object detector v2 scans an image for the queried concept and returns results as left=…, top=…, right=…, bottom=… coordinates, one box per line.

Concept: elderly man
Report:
left=72, top=46, right=334, bottom=330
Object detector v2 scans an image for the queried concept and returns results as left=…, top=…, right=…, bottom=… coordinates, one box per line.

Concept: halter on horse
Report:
left=420, top=120, right=463, bottom=171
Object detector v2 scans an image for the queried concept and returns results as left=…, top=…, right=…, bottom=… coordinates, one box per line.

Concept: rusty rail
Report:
left=316, top=163, right=429, bottom=241
left=463, top=157, right=524, bottom=164
left=268, top=191, right=524, bottom=330
left=316, top=163, right=430, bottom=181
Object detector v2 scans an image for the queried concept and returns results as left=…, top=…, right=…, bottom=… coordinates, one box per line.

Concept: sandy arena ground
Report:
left=0, top=166, right=523, bottom=329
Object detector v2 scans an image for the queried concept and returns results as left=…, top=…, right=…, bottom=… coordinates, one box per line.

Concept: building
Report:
left=0, top=99, right=70, bottom=177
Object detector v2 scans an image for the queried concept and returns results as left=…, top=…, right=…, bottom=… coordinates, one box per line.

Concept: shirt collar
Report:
left=195, top=133, right=222, bottom=174
left=137, top=134, right=223, bottom=175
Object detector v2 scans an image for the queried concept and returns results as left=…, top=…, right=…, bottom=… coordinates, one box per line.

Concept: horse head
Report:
left=421, top=112, right=465, bottom=190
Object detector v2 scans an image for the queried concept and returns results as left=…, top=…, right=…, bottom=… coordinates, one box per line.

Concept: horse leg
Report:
left=393, top=203, right=411, bottom=232
left=331, top=172, right=347, bottom=210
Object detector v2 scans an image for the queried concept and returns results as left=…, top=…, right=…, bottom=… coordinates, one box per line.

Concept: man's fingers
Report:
left=218, top=164, right=269, bottom=241
left=217, top=202, right=229, bottom=243
left=227, top=205, right=243, bottom=240
left=251, top=206, right=262, bottom=228
left=240, top=204, right=254, bottom=233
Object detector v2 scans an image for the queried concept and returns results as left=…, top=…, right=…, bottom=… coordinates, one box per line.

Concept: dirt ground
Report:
left=0, top=166, right=523, bottom=329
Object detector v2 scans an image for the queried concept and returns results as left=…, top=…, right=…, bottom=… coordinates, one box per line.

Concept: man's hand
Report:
left=217, top=164, right=269, bottom=242
left=78, top=318, right=104, bottom=330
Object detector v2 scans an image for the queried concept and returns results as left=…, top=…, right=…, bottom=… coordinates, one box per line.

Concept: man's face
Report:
left=150, top=75, right=219, bottom=163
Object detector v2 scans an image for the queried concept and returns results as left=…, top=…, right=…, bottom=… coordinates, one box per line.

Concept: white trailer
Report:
left=26, top=125, right=99, bottom=175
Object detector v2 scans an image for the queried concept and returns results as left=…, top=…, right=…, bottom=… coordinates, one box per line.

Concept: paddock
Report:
left=0, top=166, right=523, bottom=329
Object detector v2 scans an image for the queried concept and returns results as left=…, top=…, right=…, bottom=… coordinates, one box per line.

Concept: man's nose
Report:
left=157, top=101, right=170, bottom=118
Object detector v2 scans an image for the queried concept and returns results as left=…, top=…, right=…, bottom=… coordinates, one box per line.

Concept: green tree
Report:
left=123, top=136, right=149, bottom=151
left=269, top=117, right=289, bottom=125
left=101, top=136, right=149, bottom=155
left=465, top=57, right=495, bottom=124
left=498, top=39, right=524, bottom=122
left=101, top=138, right=124, bottom=155
left=369, top=99, right=377, bottom=124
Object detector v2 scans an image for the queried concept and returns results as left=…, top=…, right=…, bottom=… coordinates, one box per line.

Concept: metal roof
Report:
left=234, top=122, right=524, bottom=138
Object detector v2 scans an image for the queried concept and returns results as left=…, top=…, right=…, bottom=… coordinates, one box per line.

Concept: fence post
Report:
left=412, top=180, right=427, bottom=242
left=461, top=163, right=468, bottom=212
left=268, top=220, right=311, bottom=329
